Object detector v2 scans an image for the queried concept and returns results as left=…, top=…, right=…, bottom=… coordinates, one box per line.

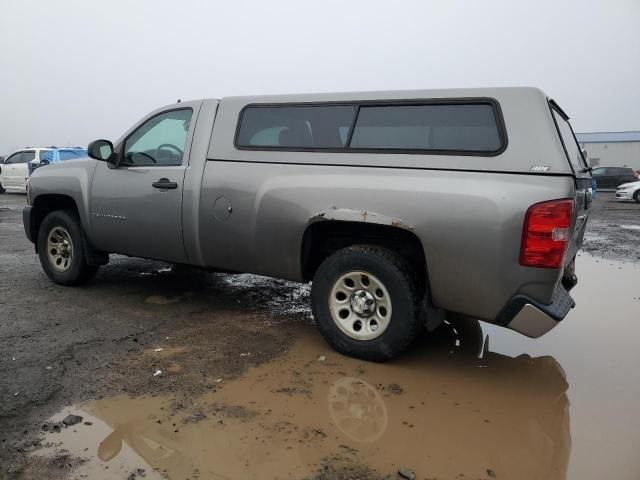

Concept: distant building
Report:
left=575, top=131, right=640, bottom=170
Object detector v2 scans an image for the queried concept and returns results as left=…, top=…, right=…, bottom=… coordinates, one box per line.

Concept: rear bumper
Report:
left=495, top=283, right=575, bottom=338
left=23, top=206, right=34, bottom=243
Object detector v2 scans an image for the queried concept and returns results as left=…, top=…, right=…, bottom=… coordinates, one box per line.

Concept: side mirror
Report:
left=88, top=139, right=115, bottom=162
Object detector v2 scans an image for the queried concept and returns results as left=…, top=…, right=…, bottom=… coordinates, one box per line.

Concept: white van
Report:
left=0, top=147, right=87, bottom=193
left=0, top=149, right=38, bottom=192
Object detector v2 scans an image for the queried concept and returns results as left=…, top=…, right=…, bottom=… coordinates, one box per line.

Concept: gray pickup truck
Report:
left=23, top=87, right=592, bottom=360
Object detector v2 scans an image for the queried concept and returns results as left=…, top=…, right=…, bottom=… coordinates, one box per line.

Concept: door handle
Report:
left=152, top=178, right=178, bottom=190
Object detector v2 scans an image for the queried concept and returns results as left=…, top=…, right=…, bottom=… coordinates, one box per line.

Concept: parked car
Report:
left=24, top=87, right=591, bottom=360
left=591, top=166, right=639, bottom=189
left=28, top=147, right=87, bottom=175
left=0, top=147, right=86, bottom=193
left=615, top=181, right=640, bottom=202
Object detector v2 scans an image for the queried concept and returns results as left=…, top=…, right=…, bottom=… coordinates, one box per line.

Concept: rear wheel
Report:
left=37, top=210, right=98, bottom=285
left=311, top=245, right=424, bottom=361
left=634, top=190, right=640, bottom=203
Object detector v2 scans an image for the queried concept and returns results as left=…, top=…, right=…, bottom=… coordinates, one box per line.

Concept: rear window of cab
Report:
left=235, top=100, right=506, bottom=156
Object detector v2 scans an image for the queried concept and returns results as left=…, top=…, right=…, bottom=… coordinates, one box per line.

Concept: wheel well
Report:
left=31, top=195, right=80, bottom=245
left=301, top=221, right=428, bottom=290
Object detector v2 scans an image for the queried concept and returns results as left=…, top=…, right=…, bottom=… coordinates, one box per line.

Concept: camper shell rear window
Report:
left=549, top=100, right=588, bottom=172
left=235, top=99, right=507, bottom=156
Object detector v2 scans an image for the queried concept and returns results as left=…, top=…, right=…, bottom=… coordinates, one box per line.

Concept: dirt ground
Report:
left=1, top=191, right=639, bottom=480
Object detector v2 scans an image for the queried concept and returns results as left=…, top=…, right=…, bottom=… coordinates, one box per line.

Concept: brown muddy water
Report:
left=32, top=253, right=640, bottom=480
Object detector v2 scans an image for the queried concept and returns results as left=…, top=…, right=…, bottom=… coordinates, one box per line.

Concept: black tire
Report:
left=311, top=245, right=424, bottom=361
left=37, top=210, right=99, bottom=285
left=634, top=190, right=640, bottom=203
left=0, top=181, right=5, bottom=194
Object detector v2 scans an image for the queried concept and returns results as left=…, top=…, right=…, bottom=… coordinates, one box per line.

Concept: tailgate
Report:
left=566, top=177, right=592, bottom=265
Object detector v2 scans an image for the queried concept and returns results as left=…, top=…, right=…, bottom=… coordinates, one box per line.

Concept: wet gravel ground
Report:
left=0, top=191, right=639, bottom=479
left=582, top=192, right=640, bottom=261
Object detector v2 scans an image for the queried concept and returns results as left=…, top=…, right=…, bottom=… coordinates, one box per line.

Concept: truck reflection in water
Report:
left=54, top=319, right=569, bottom=480
left=326, top=319, right=570, bottom=479
left=328, top=376, right=389, bottom=443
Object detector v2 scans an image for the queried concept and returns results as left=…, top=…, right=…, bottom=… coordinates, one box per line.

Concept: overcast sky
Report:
left=1, top=0, right=639, bottom=154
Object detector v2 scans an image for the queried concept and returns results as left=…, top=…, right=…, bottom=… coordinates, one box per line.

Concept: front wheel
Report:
left=311, top=245, right=424, bottom=361
left=634, top=190, right=640, bottom=203
left=37, top=210, right=99, bottom=285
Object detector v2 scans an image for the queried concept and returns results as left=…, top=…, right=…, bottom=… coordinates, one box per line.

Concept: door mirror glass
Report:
left=88, top=140, right=115, bottom=162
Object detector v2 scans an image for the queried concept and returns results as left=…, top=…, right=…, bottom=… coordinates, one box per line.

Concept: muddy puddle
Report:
left=32, top=254, right=640, bottom=480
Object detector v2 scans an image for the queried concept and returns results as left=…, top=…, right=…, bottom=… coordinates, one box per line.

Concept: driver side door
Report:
left=3, top=151, right=34, bottom=189
left=90, top=106, right=198, bottom=262
left=1, top=152, right=24, bottom=188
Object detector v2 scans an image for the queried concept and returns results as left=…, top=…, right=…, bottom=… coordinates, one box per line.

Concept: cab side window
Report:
left=122, top=109, right=193, bottom=166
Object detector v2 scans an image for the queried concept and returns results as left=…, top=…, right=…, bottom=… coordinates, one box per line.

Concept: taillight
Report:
left=520, top=199, right=574, bottom=268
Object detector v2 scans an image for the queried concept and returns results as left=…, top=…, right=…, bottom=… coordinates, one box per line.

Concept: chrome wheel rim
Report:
left=47, top=226, right=73, bottom=273
left=328, top=271, right=392, bottom=341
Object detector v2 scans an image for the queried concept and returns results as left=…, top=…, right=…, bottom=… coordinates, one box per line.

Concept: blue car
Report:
left=28, top=147, right=87, bottom=175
